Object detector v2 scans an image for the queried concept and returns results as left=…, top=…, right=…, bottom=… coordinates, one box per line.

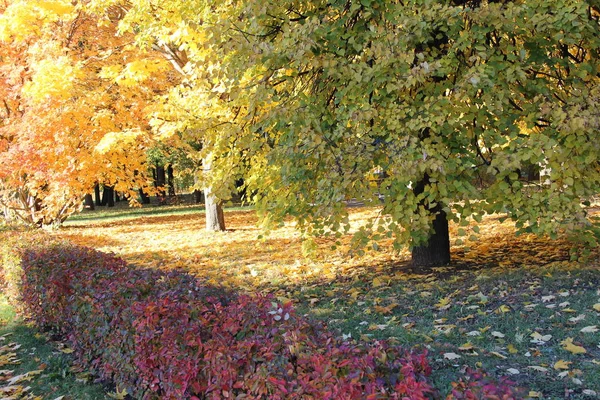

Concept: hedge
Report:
left=0, top=236, right=519, bottom=399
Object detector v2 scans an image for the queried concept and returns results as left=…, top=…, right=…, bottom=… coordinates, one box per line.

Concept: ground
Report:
left=1, top=203, right=599, bottom=399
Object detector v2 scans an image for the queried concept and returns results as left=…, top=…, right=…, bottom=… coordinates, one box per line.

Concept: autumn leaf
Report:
left=553, top=360, right=572, bottom=370
left=443, top=352, right=461, bottom=360
left=580, top=325, right=598, bottom=333
left=560, top=338, right=586, bottom=355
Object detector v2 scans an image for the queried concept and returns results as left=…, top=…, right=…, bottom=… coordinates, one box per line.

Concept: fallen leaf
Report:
left=528, top=391, right=543, bottom=398
left=507, top=344, right=518, bottom=354
left=444, top=352, right=461, bottom=360
left=59, top=347, right=75, bottom=354
left=580, top=325, right=598, bottom=333
left=560, top=338, right=586, bottom=355
left=528, top=366, right=549, bottom=372
left=108, top=388, right=129, bottom=399
left=506, top=368, right=520, bottom=375
left=593, top=303, right=600, bottom=312
left=490, top=351, right=507, bottom=359
left=553, top=360, right=571, bottom=370
left=491, top=331, right=505, bottom=338
left=568, top=314, right=586, bottom=323
left=458, top=342, right=474, bottom=351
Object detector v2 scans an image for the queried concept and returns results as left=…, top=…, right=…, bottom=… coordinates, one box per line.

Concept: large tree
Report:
left=95, top=0, right=600, bottom=266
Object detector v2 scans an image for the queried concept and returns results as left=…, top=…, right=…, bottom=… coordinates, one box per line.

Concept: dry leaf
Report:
left=528, top=366, right=549, bottom=372
left=560, top=338, right=586, bottom=355
left=491, top=331, right=505, bottom=338
left=490, top=351, right=507, bottom=359
left=580, top=325, right=598, bottom=333
left=444, top=352, right=461, bottom=360
left=553, top=359, right=571, bottom=370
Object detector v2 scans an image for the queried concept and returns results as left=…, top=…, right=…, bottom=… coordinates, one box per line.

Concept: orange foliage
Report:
left=0, top=1, right=178, bottom=226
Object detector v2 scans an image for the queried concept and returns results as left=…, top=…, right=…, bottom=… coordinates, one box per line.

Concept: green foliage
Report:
left=104, top=0, right=600, bottom=250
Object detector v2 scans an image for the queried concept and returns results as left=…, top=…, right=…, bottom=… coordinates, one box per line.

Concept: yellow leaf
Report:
left=59, top=347, right=74, bottom=354
left=490, top=351, right=507, bottom=359
left=528, top=391, right=543, bottom=398
left=553, top=359, right=572, bottom=370
left=435, top=295, right=452, bottom=310
left=372, top=277, right=384, bottom=287
left=593, top=303, right=600, bottom=312
left=560, top=338, right=586, bottom=355
left=507, top=344, right=518, bottom=354
left=108, top=388, right=128, bottom=399
left=458, top=342, right=474, bottom=351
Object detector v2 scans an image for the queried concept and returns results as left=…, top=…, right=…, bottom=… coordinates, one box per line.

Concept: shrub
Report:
left=0, top=239, right=521, bottom=399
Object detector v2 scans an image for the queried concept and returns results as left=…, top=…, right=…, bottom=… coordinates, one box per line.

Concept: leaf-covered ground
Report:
left=57, top=205, right=600, bottom=398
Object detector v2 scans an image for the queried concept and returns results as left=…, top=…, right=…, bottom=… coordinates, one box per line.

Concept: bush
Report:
left=1, top=239, right=521, bottom=399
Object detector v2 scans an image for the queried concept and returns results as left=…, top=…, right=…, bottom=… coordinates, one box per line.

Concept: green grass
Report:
left=0, top=296, right=110, bottom=399
left=65, top=199, right=252, bottom=225
left=289, top=262, right=600, bottom=399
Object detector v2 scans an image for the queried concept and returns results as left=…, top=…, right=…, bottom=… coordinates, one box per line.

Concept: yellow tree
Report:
left=0, top=0, right=176, bottom=226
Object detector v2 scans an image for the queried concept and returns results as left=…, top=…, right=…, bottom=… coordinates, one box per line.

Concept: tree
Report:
left=91, top=0, right=600, bottom=266
left=0, top=0, right=173, bottom=226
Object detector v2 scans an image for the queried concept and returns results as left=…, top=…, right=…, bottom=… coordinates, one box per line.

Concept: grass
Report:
left=0, top=296, right=111, bottom=399
left=7, top=204, right=600, bottom=398
left=66, top=196, right=251, bottom=225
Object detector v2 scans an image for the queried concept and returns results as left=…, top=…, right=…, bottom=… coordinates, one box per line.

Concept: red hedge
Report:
left=2, top=241, right=520, bottom=399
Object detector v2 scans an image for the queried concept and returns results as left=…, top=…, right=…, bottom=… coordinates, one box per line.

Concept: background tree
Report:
left=0, top=0, right=175, bottom=226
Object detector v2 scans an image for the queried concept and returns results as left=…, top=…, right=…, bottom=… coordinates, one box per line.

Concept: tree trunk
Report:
left=167, top=165, right=176, bottom=196
left=102, top=186, right=115, bottom=207
left=94, top=183, right=102, bottom=206
left=139, top=188, right=150, bottom=204
left=84, top=194, right=95, bottom=210
left=204, top=187, right=225, bottom=231
left=411, top=174, right=450, bottom=268
left=193, top=189, right=204, bottom=204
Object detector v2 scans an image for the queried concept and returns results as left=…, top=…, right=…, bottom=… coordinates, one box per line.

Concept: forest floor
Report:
left=1, top=202, right=599, bottom=399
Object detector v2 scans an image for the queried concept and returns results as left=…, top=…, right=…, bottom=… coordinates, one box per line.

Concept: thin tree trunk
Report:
left=204, top=187, right=225, bottom=231
left=411, top=174, right=450, bottom=268
left=94, top=183, right=102, bottom=206
left=167, top=165, right=175, bottom=196
left=84, top=194, right=95, bottom=210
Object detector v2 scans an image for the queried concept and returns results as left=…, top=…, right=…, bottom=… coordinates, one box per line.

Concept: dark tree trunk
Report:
left=204, top=187, right=225, bottom=231
left=411, top=174, right=451, bottom=268
left=115, top=192, right=121, bottom=202
left=84, top=194, right=95, bottom=210
left=193, top=189, right=204, bottom=204
left=154, top=165, right=166, bottom=204
left=94, top=183, right=102, bottom=206
left=102, top=186, right=115, bottom=208
left=167, top=165, right=176, bottom=196
left=139, top=189, right=150, bottom=205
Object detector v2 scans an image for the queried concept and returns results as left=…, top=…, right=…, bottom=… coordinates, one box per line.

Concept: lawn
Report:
left=52, top=204, right=600, bottom=399
left=0, top=295, right=111, bottom=399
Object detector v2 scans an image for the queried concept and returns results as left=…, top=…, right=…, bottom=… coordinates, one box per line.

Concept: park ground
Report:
left=1, top=203, right=599, bottom=399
